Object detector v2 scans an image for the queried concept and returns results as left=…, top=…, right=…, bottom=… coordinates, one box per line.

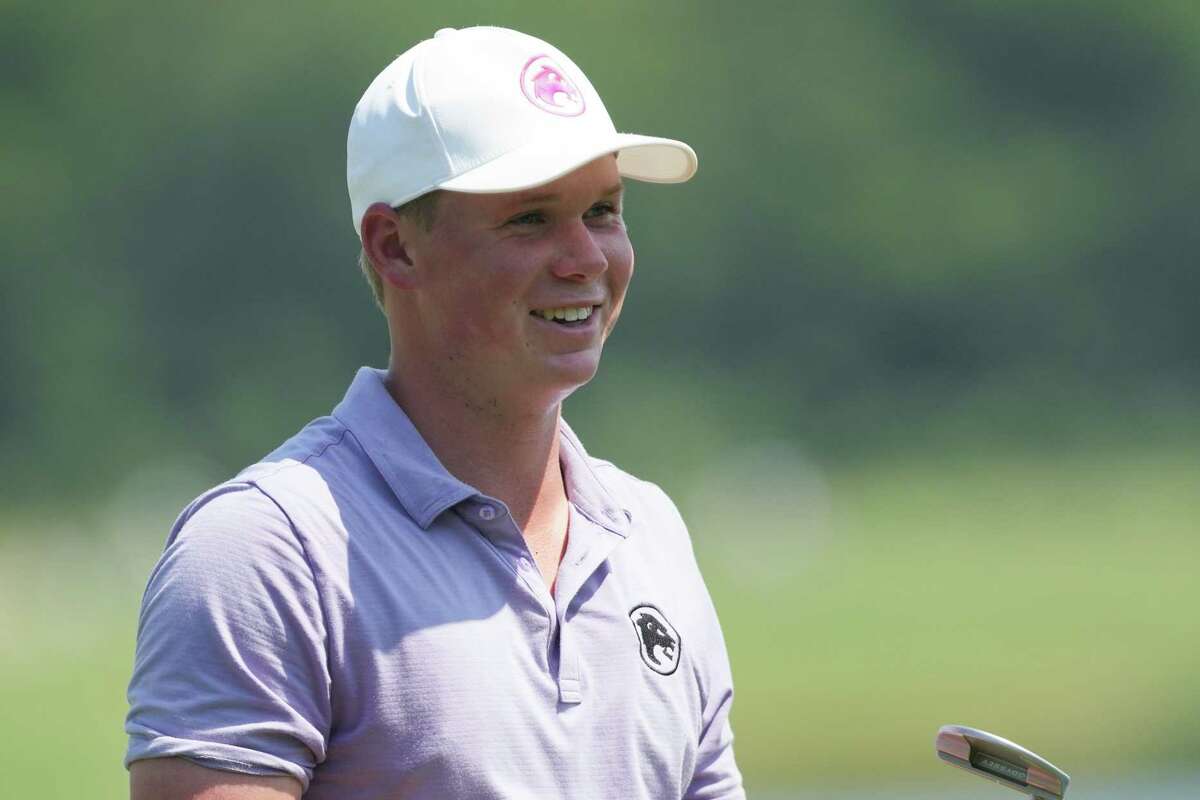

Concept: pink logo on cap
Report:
left=520, top=55, right=585, bottom=117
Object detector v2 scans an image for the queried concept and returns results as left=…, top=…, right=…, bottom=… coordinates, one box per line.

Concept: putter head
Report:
left=935, top=724, right=1070, bottom=799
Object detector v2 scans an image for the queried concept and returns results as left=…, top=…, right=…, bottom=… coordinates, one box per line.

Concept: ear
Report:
left=361, top=202, right=418, bottom=291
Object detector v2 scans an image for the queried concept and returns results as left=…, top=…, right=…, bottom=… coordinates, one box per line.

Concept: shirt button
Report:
left=478, top=505, right=497, bottom=521
left=518, top=556, right=532, bottom=571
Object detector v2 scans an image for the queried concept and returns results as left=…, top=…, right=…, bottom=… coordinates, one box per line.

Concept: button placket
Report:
left=493, top=534, right=553, bottom=644
left=557, top=621, right=582, bottom=704
left=551, top=505, right=627, bottom=705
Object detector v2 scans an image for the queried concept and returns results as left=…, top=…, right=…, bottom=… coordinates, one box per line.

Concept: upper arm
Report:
left=130, top=758, right=302, bottom=800
left=125, top=486, right=330, bottom=790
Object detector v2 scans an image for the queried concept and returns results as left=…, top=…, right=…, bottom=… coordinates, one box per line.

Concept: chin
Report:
left=535, top=353, right=604, bottom=398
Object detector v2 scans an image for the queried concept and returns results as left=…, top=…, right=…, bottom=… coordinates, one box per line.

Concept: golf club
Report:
left=935, top=724, right=1070, bottom=799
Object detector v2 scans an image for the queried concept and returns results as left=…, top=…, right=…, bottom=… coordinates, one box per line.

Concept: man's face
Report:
left=397, top=156, right=634, bottom=409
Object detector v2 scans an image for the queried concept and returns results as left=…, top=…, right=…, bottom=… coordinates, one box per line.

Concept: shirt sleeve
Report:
left=124, top=483, right=331, bottom=791
left=684, top=582, right=746, bottom=800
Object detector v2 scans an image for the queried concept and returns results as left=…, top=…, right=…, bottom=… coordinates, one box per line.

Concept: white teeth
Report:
left=537, top=306, right=594, bottom=322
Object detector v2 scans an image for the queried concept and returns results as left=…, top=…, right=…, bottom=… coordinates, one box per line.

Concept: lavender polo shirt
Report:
left=125, top=367, right=743, bottom=799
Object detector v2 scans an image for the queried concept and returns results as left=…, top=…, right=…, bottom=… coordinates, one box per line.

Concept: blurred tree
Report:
left=2, top=0, right=1197, bottom=506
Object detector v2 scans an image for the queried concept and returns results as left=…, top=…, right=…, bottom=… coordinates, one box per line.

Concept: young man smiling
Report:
left=126, top=26, right=744, bottom=800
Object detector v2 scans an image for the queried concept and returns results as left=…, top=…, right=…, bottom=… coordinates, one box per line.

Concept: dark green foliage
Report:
left=3, top=1, right=1198, bottom=504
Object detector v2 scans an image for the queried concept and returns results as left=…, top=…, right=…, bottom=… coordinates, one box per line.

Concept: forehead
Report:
left=443, top=156, right=623, bottom=214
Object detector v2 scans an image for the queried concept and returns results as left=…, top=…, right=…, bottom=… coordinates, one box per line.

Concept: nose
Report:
left=549, top=219, right=608, bottom=281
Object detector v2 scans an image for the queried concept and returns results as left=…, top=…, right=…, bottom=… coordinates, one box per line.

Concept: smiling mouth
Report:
left=531, top=305, right=599, bottom=326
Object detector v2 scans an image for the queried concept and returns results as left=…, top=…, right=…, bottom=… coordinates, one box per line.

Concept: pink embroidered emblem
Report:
left=519, top=55, right=586, bottom=117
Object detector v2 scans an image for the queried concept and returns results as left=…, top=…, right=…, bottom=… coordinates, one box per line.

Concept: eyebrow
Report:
left=511, top=182, right=625, bottom=206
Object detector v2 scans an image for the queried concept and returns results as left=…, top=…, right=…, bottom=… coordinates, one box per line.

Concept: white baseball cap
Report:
left=347, top=26, right=698, bottom=236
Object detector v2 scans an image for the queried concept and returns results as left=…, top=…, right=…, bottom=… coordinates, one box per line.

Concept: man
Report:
left=126, top=26, right=743, bottom=800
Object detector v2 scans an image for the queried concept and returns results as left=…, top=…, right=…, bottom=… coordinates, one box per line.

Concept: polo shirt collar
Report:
left=558, top=419, right=631, bottom=537
left=332, top=368, right=475, bottom=529
left=332, top=367, right=631, bottom=537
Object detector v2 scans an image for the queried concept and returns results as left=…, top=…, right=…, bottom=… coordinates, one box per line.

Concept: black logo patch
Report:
left=629, top=604, right=681, bottom=675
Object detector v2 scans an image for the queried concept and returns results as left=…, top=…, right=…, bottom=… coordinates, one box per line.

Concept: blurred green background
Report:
left=2, top=1, right=1198, bottom=797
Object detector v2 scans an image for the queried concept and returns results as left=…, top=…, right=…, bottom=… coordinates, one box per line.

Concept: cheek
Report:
left=428, top=258, right=528, bottom=342
left=604, top=239, right=635, bottom=331
left=613, top=241, right=635, bottom=285
left=448, top=293, right=517, bottom=340
left=421, top=285, right=502, bottom=352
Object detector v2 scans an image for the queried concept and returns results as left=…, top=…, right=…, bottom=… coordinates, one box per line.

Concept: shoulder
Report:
left=155, top=482, right=314, bottom=600
left=247, top=413, right=360, bottom=488
left=589, top=456, right=686, bottom=526
left=559, top=417, right=690, bottom=531
left=161, top=413, right=363, bottom=573
left=559, top=418, right=690, bottom=536
left=583, top=456, right=706, bottom=574
left=218, top=413, right=380, bottom=531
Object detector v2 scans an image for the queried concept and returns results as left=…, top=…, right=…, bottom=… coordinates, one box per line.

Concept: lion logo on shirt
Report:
left=629, top=604, right=681, bottom=675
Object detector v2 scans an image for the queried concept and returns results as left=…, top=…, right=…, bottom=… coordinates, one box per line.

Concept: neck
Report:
left=383, top=363, right=567, bottom=530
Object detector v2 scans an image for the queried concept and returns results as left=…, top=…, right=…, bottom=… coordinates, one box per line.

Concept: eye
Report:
left=506, top=210, right=546, bottom=226
left=585, top=201, right=619, bottom=220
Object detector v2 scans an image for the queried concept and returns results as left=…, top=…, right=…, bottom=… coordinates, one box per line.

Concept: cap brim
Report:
left=436, top=132, right=697, bottom=195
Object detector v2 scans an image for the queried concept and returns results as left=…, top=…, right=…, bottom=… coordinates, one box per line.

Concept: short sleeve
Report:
left=683, top=581, right=745, bottom=800
left=124, top=484, right=331, bottom=791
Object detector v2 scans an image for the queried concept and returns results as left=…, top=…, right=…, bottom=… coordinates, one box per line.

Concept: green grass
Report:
left=2, top=441, right=1197, bottom=797
left=0, top=521, right=150, bottom=798
left=700, top=443, right=1200, bottom=792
